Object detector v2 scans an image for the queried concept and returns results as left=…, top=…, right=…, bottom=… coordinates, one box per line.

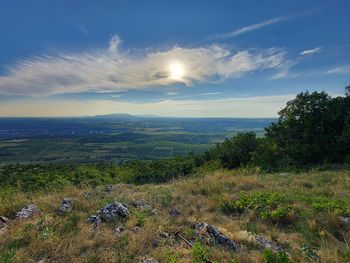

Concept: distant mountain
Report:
left=92, top=113, right=160, bottom=119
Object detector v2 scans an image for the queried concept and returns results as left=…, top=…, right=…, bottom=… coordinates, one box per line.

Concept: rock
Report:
left=149, top=209, right=158, bottom=216
left=141, top=258, right=159, bottom=263
left=87, top=215, right=101, bottom=225
left=195, top=222, right=239, bottom=251
left=169, top=208, right=181, bottom=217
left=15, top=204, right=39, bottom=219
left=104, top=185, right=114, bottom=192
left=97, top=202, right=129, bottom=221
left=115, top=225, right=125, bottom=234
left=131, top=226, right=142, bottom=233
left=255, top=235, right=283, bottom=252
left=59, top=197, right=73, bottom=213
left=301, top=245, right=320, bottom=262
left=133, top=200, right=151, bottom=210
left=0, top=216, right=9, bottom=234
left=84, top=191, right=92, bottom=198
left=159, top=231, right=169, bottom=238
left=338, top=216, right=350, bottom=225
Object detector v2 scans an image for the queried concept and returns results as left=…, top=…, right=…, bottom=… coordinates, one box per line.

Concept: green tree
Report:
left=266, top=91, right=350, bottom=165
left=215, top=132, right=258, bottom=169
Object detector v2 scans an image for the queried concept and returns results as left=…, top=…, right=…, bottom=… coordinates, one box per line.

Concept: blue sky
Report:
left=0, top=0, right=349, bottom=117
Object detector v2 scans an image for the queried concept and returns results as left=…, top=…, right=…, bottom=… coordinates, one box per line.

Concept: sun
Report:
left=169, top=62, right=185, bottom=80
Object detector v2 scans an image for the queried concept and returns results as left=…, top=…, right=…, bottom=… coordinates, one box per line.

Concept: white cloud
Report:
left=300, top=47, right=322, bottom=56
left=0, top=94, right=295, bottom=118
left=211, top=16, right=292, bottom=40
left=166, top=92, right=178, bottom=96
left=0, top=35, right=287, bottom=96
left=326, top=66, right=350, bottom=74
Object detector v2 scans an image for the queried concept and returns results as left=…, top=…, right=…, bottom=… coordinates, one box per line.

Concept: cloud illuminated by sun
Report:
left=169, top=62, right=185, bottom=80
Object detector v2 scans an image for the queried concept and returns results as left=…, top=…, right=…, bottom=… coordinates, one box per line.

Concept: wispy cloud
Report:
left=326, top=65, right=350, bottom=74
left=0, top=94, right=295, bottom=118
left=0, top=35, right=287, bottom=96
left=162, top=92, right=223, bottom=100
left=300, top=47, right=322, bottom=56
left=211, top=16, right=292, bottom=40
left=166, top=92, right=178, bottom=96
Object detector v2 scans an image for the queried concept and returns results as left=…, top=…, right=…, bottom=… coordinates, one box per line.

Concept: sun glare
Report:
left=169, top=62, right=184, bottom=80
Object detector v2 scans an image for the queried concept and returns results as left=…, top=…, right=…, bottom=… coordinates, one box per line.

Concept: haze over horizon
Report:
left=0, top=0, right=349, bottom=117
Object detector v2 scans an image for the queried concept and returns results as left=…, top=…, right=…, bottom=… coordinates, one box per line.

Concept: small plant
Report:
left=221, top=191, right=293, bottom=223
left=164, top=250, right=181, bottom=263
left=191, top=239, right=211, bottom=263
left=133, top=210, right=147, bottom=227
left=59, top=214, right=80, bottom=236
left=310, top=197, right=350, bottom=215
left=262, top=249, right=293, bottom=263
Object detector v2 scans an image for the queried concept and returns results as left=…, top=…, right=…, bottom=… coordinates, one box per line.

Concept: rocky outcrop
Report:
left=15, top=204, right=39, bottom=219
left=89, top=201, right=129, bottom=224
left=255, top=235, right=284, bottom=252
left=98, top=202, right=129, bottom=220
left=195, top=222, right=239, bottom=251
left=59, top=197, right=73, bottom=213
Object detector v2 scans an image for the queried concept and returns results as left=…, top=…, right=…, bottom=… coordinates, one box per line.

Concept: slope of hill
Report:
left=1, top=168, right=349, bottom=263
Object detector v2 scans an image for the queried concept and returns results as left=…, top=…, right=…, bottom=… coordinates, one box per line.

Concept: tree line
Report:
left=202, top=86, right=350, bottom=170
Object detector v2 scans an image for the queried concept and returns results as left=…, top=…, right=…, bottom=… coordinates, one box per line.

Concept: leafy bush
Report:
left=191, top=240, right=211, bottom=263
left=215, top=132, right=258, bottom=169
left=221, top=191, right=293, bottom=223
left=310, top=197, right=350, bottom=216
left=262, top=249, right=293, bottom=263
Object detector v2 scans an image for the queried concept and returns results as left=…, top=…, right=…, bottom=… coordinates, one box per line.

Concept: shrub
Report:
left=310, top=197, right=350, bottom=216
left=191, top=239, right=211, bottom=263
left=221, top=191, right=293, bottom=223
left=262, top=249, right=293, bottom=263
left=215, top=132, right=258, bottom=169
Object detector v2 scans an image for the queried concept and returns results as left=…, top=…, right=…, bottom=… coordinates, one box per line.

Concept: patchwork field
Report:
left=0, top=116, right=273, bottom=164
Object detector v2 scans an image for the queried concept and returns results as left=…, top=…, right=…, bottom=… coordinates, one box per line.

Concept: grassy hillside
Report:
left=1, top=168, right=350, bottom=262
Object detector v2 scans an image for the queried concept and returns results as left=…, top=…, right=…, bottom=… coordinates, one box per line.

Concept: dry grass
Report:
left=1, top=169, right=350, bottom=262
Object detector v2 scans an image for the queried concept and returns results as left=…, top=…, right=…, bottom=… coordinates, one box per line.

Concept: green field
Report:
left=0, top=136, right=213, bottom=164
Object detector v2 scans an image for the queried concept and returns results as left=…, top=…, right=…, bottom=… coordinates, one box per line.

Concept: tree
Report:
left=266, top=91, right=350, bottom=165
left=346, top=84, right=350, bottom=97
left=215, top=132, right=258, bottom=169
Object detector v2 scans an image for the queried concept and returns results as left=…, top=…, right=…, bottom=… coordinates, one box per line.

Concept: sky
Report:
left=0, top=0, right=349, bottom=117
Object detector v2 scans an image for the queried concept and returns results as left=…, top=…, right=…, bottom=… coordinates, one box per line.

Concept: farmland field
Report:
left=0, top=115, right=275, bottom=164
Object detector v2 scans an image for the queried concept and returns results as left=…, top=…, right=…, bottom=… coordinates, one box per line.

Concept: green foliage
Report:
left=132, top=210, right=147, bottom=227
left=265, top=91, right=350, bottom=166
left=221, top=191, right=293, bottom=223
left=129, top=156, right=196, bottom=184
left=216, top=132, right=258, bottom=169
left=0, top=156, right=198, bottom=192
left=59, top=214, right=80, bottom=236
left=164, top=250, right=181, bottom=263
left=203, top=132, right=258, bottom=169
left=191, top=240, right=211, bottom=263
left=0, top=238, right=30, bottom=263
left=262, top=249, right=293, bottom=263
left=310, top=197, right=350, bottom=215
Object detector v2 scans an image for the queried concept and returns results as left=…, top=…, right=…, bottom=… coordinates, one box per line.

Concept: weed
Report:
left=191, top=239, right=211, bottom=263
left=221, top=191, right=293, bottom=223
left=262, top=249, right=293, bottom=263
